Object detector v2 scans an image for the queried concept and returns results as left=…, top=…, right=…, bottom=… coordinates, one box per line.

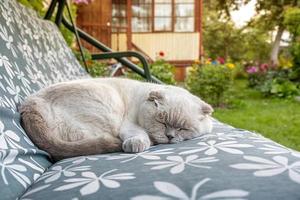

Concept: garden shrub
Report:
left=186, top=64, right=233, bottom=106
left=259, top=70, right=299, bottom=98
left=73, top=49, right=109, bottom=77
left=18, top=0, right=78, bottom=47
left=246, top=65, right=300, bottom=98
left=125, top=59, right=176, bottom=85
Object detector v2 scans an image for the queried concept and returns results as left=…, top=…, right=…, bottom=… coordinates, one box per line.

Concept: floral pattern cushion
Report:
left=21, top=120, right=300, bottom=200
left=0, top=0, right=88, bottom=199
left=1, top=0, right=300, bottom=200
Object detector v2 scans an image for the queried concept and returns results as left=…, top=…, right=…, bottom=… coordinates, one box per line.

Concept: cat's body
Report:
left=19, top=78, right=213, bottom=161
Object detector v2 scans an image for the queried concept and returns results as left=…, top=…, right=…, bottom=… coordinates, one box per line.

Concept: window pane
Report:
left=112, top=4, right=118, bottom=17
left=133, top=0, right=152, bottom=3
left=175, top=4, right=194, bottom=17
left=132, top=4, right=152, bottom=17
left=112, top=17, right=119, bottom=27
left=154, top=17, right=172, bottom=31
left=119, top=4, right=126, bottom=17
left=132, top=17, right=152, bottom=32
left=175, top=0, right=194, bottom=3
left=155, top=4, right=171, bottom=17
left=112, top=3, right=126, bottom=17
left=175, top=17, right=194, bottom=32
left=119, top=18, right=127, bottom=27
left=155, top=0, right=172, bottom=3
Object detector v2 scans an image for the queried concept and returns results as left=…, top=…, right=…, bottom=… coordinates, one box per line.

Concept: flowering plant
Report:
left=246, top=66, right=259, bottom=74
left=226, top=63, right=235, bottom=69
left=186, top=64, right=233, bottom=106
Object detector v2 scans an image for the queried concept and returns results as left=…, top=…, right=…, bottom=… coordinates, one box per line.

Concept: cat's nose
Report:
left=166, top=130, right=175, bottom=140
left=167, top=134, right=174, bottom=140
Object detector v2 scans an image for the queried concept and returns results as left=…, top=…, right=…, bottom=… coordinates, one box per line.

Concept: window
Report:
left=112, top=0, right=127, bottom=32
left=132, top=0, right=152, bottom=32
left=112, top=0, right=195, bottom=33
left=175, top=0, right=194, bottom=32
left=154, top=0, right=172, bottom=31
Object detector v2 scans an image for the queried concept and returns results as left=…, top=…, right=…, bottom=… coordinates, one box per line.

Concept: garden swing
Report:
left=44, top=0, right=162, bottom=84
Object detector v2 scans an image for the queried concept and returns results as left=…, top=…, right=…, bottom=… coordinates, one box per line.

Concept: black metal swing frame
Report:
left=44, top=0, right=162, bottom=84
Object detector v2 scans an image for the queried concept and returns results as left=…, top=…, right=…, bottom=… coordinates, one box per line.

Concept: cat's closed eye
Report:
left=176, top=127, right=188, bottom=131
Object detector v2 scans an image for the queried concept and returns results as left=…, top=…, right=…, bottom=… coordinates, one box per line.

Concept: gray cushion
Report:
left=21, top=120, right=300, bottom=200
left=0, top=0, right=89, bottom=199
left=2, top=1, right=300, bottom=200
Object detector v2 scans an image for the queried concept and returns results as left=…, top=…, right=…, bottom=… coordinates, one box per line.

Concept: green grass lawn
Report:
left=213, top=79, right=300, bottom=151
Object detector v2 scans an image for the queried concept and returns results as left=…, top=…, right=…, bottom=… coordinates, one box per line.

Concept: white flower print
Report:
left=2, top=95, right=17, bottom=111
left=145, top=155, right=218, bottom=174
left=0, top=53, right=14, bottom=78
left=32, top=46, right=44, bottom=67
left=259, top=144, right=300, bottom=158
left=180, top=140, right=253, bottom=155
left=70, top=155, right=106, bottom=164
left=0, top=4, right=14, bottom=31
left=17, top=37, right=33, bottom=62
left=38, top=163, right=91, bottom=183
left=231, top=155, right=300, bottom=184
left=25, top=66, right=39, bottom=84
left=0, top=120, right=21, bottom=149
left=0, top=73, right=4, bottom=91
left=0, top=150, right=31, bottom=188
left=248, top=133, right=274, bottom=143
left=131, top=178, right=249, bottom=200
left=194, top=132, right=245, bottom=141
left=4, top=76, right=22, bottom=103
left=54, top=170, right=135, bottom=196
left=21, top=184, right=51, bottom=199
left=0, top=24, right=17, bottom=57
left=14, top=62, right=31, bottom=89
left=0, top=96, right=7, bottom=107
left=106, top=148, right=174, bottom=163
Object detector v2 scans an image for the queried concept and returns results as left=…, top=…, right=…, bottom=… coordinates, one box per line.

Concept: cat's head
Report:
left=138, top=86, right=213, bottom=144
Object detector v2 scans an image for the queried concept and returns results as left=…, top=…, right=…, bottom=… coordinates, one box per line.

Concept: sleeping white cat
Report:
left=19, top=78, right=213, bottom=161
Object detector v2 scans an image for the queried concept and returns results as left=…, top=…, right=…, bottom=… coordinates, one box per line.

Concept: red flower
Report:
left=159, top=51, right=165, bottom=57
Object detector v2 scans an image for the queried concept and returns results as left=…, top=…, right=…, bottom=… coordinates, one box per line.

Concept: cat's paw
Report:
left=122, top=136, right=150, bottom=153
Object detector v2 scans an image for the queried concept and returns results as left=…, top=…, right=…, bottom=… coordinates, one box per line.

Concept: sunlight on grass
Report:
left=213, top=79, right=300, bottom=151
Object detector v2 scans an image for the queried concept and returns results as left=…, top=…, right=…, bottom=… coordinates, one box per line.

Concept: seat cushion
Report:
left=0, top=0, right=89, bottom=199
left=21, top=120, right=300, bottom=200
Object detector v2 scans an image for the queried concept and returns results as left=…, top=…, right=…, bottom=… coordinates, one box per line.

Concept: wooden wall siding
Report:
left=77, top=0, right=112, bottom=52
left=111, top=33, right=128, bottom=51
left=112, top=33, right=199, bottom=61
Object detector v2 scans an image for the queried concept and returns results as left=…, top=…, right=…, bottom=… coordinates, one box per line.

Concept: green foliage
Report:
left=259, top=70, right=299, bottom=98
left=186, top=64, right=233, bottom=106
left=214, top=79, right=300, bottom=151
left=284, top=7, right=300, bottom=80
left=126, top=59, right=176, bottom=85
left=247, top=68, right=300, bottom=98
left=284, top=7, right=300, bottom=37
left=61, top=4, right=78, bottom=46
left=203, top=7, right=271, bottom=63
left=17, top=0, right=77, bottom=47
left=248, top=73, right=264, bottom=88
left=17, top=0, right=46, bottom=16
left=73, top=49, right=109, bottom=77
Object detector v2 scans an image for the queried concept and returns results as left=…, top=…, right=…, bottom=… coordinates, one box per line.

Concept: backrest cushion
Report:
left=0, top=0, right=90, bottom=199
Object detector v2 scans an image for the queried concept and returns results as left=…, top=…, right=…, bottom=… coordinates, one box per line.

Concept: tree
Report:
left=252, top=0, right=299, bottom=65
left=202, top=3, right=271, bottom=63
left=212, top=0, right=299, bottom=65
left=284, top=7, right=300, bottom=80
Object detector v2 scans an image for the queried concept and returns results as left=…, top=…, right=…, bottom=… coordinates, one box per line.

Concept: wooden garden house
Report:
left=77, top=0, right=203, bottom=80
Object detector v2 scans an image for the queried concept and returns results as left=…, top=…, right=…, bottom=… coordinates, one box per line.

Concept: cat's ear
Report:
left=201, top=103, right=214, bottom=115
left=148, top=91, right=164, bottom=107
left=191, top=95, right=214, bottom=115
